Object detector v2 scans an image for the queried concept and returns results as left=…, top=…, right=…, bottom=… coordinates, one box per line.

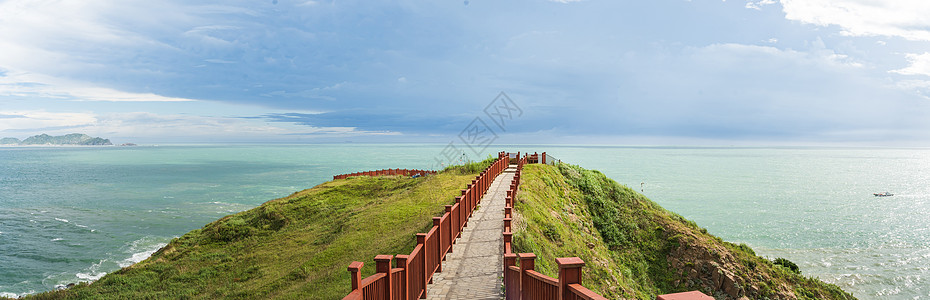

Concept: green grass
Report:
left=512, top=163, right=856, bottom=300
left=21, top=170, right=481, bottom=300
left=11, top=158, right=854, bottom=300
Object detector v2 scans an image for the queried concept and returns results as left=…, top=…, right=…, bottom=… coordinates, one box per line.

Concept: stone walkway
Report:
left=424, top=165, right=515, bottom=300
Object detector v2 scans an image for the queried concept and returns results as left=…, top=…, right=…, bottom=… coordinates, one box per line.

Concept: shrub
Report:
left=773, top=257, right=800, bottom=274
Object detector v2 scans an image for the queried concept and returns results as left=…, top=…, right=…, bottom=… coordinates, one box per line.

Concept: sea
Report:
left=0, top=144, right=927, bottom=299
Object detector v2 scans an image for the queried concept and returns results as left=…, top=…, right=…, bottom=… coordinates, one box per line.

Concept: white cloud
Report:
left=0, top=110, right=399, bottom=140
left=0, top=1, right=183, bottom=75
left=745, top=0, right=775, bottom=10
left=0, top=71, right=194, bottom=102
left=0, top=110, right=96, bottom=132
left=780, top=0, right=930, bottom=41
left=890, top=53, right=930, bottom=77
left=89, top=112, right=401, bottom=139
left=894, top=79, right=930, bottom=100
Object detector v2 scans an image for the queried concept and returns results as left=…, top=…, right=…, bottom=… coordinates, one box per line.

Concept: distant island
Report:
left=0, top=133, right=113, bottom=146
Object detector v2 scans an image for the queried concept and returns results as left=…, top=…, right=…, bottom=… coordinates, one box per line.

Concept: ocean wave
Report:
left=0, top=290, right=35, bottom=298
left=74, top=272, right=107, bottom=281
left=51, top=238, right=63, bottom=241
left=54, top=218, right=69, bottom=223
left=57, top=236, right=169, bottom=289
left=119, top=237, right=168, bottom=267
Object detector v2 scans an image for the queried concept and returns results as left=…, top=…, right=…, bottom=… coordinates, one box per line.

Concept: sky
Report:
left=2, top=0, right=930, bottom=145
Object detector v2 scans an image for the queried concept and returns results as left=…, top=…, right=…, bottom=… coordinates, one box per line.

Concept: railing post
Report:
left=503, top=231, right=513, bottom=254
left=460, top=189, right=468, bottom=227
left=433, top=217, right=444, bottom=270
left=504, top=217, right=512, bottom=232
left=395, top=255, right=409, bottom=300
left=472, top=178, right=480, bottom=202
left=375, top=255, right=394, bottom=300
left=479, top=172, right=485, bottom=194
left=466, top=185, right=473, bottom=215
left=445, top=205, right=455, bottom=250
left=454, top=196, right=464, bottom=233
left=348, top=261, right=363, bottom=291
left=505, top=206, right=512, bottom=218
left=504, top=253, right=519, bottom=300
left=518, top=253, right=536, bottom=300
left=478, top=172, right=484, bottom=193
left=416, top=233, right=429, bottom=284
left=542, top=152, right=547, bottom=165
left=557, top=257, right=585, bottom=300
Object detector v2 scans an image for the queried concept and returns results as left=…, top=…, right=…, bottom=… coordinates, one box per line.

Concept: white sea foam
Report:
left=62, top=236, right=169, bottom=289
left=75, top=272, right=107, bottom=281
left=119, top=237, right=167, bottom=268
left=54, top=218, right=69, bottom=223
left=51, top=238, right=63, bottom=241
left=75, top=224, right=88, bottom=228
left=0, top=290, right=35, bottom=298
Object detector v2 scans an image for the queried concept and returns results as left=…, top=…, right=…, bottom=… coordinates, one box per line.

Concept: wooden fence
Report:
left=504, top=153, right=710, bottom=300
left=342, top=152, right=510, bottom=300
left=333, top=169, right=437, bottom=180
left=342, top=150, right=711, bottom=300
left=503, top=154, right=608, bottom=300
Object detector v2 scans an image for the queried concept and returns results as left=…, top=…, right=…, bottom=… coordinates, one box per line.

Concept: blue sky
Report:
left=2, top=0, right=930, bottom=145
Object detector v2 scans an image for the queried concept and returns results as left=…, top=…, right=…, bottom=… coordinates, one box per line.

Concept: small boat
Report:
left=873, top=192, right=894, bottom=197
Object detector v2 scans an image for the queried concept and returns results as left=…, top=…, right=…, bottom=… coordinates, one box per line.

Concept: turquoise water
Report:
left=1, top=145, right=928, bottom=298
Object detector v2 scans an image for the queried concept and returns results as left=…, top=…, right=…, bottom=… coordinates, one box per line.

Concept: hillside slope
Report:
left=21, top=170, right=479, bottom=300
left=512, top=163, right=854, bottom=300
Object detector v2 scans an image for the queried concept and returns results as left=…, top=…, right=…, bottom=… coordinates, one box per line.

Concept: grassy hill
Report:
left=19, top=168, right=483, bottom=300
left=11, top=158, right=855, bottom=299
left=512, top=163, right=854, bottom=299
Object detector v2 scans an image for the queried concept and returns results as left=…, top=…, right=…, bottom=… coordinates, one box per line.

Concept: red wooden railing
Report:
left=334, top=169, right=437, bottom=180
left=504, top=153, right=710, bottom=300
left=342, top=152, right=510, bottom=300
left=502, top=154, right=608, bottom=300
left=343, top=151, right=710, bottom=300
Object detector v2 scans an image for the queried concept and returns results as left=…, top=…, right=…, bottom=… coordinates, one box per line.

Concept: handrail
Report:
left=341, top=151, right=709, bottom=300
left=567, top=283, right=608, bottom=300
left=360, top=272, right=386, bottom=287
left=333, top=168, right=437, bottom=180
left=502, top=152, right=711, bottom=300
left=526, top=270, right=559, bottom=286
left=342, top=154, right=509, bottom=299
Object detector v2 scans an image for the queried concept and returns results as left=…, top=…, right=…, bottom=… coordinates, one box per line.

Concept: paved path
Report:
left=424, top=165, right=515, bottom=300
